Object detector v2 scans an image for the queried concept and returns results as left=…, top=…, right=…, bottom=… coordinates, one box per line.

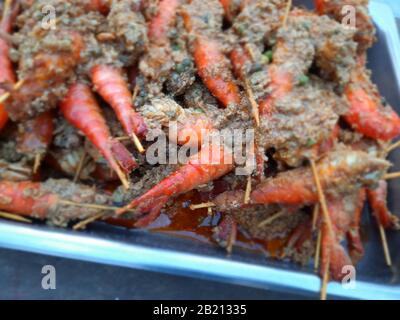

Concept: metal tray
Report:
left=0, top=0, right=399, bottom=300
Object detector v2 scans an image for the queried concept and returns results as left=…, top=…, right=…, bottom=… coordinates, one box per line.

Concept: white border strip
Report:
left=0, top=0, right=399, bottom=300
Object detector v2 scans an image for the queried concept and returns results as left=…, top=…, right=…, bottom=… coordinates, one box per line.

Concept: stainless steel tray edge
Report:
left=0, top=221, right=399, bottom=300
left=370, top=1, right=400, bottom=86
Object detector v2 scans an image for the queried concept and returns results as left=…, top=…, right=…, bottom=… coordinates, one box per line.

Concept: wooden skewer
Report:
left=386, top=140, right=400, bottom=153
left=320, top=255, right=330, bottom=301
left=0, top=79, right=25, bottom=104
left=15, top=79, right=24, bottom=89
left=189, top=202, right=215, bottom=210
left=282, top=0, right=292, bottom=28
left=314, top=229, right=322, bottom=272
left=244, top=44, right=255, bottom=61
left=0, top=211, right=32, bottom=223
left=132, top=83, right=139, bottom=102
left=310, top=159, right=334, bottom=238
left=73, top=148, right=87, bottom=183
left=113, top=163, right=130, bottom=190
left=129, top=83, right=145, bottom=154
left=73, top=212, right=105, bottom=230
left=258, top=210, right=285, bottom=228
left=114, top=134, right=145, bottom=154
left=244, top=78, right=260, bottom=127
left=58, top=199, right=132, bottom=212
left=115, top=136, right=130, bottom=141
left=2, top=0, right=12, bottom=21
left=32, top=153, right=42, bottom=174
left=312, top=204, right=319, bottom=231
left=226, top=230, right=235, bottom=255
left=244, top=175, right=252, bottom=204
left=384, top=172, right=400, bottom=180
left=0, top=91, right=10, bottom=104
left=0, top=162, right=31, bottom=174
left=130, top=132, right=145, bottom=154
left=378, top=223, right=392, bottom=266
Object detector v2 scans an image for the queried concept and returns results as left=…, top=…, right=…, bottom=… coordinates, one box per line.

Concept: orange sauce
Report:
left=106, top=189, right=288, bottom=257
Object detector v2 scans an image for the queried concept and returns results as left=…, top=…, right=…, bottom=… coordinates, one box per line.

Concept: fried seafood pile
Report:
left=0, top=0, right=399, bottom=282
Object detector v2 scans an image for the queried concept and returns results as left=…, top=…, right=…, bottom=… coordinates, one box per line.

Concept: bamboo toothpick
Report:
left=0, top=162, right=31, bottom=174
left=282, top=0, right=292, bottom=28
left=114, top=164, right=130, bottom=190
left=310, top=159, right=334, bottom=238
left=73, top=148, right=87, bottom=183
left=0, top=79, right=25, bottom=104
left=314, top=229, right=322, bottom=271
left=73, top=212, right=105, bottom=230
left=244, top=175, right=252, bottom=204
left=115, top=134, right=145, bottom=154
left=57, top=200, right=138, bottom=218
left=312, top=204, right=319, bottom=231
left=131, top=132, right=145, bottom=154
left=129, top=83, right=145, bottom=153
left=0, top=91, right=9, bottom=104
left=58, top=200, right=127, bottom=212
left=0, top=211, right=32, bottom=223
left=189, top=202, right=215, bottom=210
left=378, top=223, right=392, bottom=266
left=386, top=140, right=400, bottom=153
left=384, top=172, right=400, bottom=180
left=132, top=83, right=139, bottom=102
left=320, top=255, right=330, bottom=301
left=33, top=153, right=42, bottom=174
left=116, top=136, right=130, bottom=141
left=2, top=0, right=12, bottom=22
left=244, top=78, right=260, bottom=127
left=258, top=210, right=285, bottom=228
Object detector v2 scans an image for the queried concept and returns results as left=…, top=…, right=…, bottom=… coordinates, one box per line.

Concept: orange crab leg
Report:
left=60, top=83, right=137, bottom=177
left=286, top=218, right=313, bottom=252
left=0, top=0, right=18, bottom=130
left=7, top=31, right=84, bottom=121
left=16, top=111, right=54, bottom=155
left=367, top=180, right=400, bottom=229
left=193, top=37, right=241, bottom=108
left=148, top=0, right=180, bottom=43
left=320, top=221, right=353, bottom=281
left=230, top=45, right=251, bottom=80
left=219, top=0, right=232, bottom=18
left=0, top=180, right=58, bottom=219
left=344, top=84, right=400, bottom=141
left=346, top=188, right=366, bottom=263
left=320, top=197, right=354, bottom=281
left=251, top=150, right=388, bottom=205
left=314, top=0, right=324, bottom=13
left=91, top=65, right=148, bottom=138
left=344, top=55, right=400, bottom=141
left=117, top=144, right=235, bottom=226
left=258, top=66, right=293, bottom=116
